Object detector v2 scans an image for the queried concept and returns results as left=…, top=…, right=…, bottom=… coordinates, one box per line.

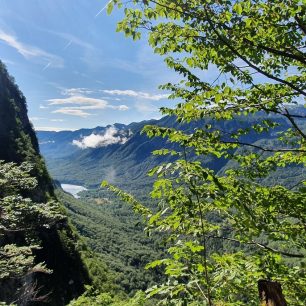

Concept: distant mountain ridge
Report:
left=37, top=108, right=305, bottom=189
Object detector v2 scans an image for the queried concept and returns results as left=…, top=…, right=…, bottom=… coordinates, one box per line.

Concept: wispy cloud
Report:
left=34, top=126, right=73, bottom=132
left=52, top=108, right=91, bottom=118
left=48, top=89, right=129, bottom=117
left=134, top=101, right=157, bottom=114
left=30, top=117, right=46, bottom=121
left=50, top=119, right=65, bottom=122
left=0, top=29, right=64, bottom=68
left=61, top=87, right=94, bottom=96
left=2, top=58, right=15, bottom=66
left=101, top=44, right=181, bottom=86
left=42, top=62, right=52, bottom=71
left=110, top=104, right=129, bottom=111
left=48, top=96, right=109, bottom=108
left=39, top=29, right=95, bottom=51
left=59, top=34, right=94, bottom=51
left=63, top=40, right=72, bottom=50
left=39, top=104, right=49, bottom=109
left=102, top=89, right=169, bottom=101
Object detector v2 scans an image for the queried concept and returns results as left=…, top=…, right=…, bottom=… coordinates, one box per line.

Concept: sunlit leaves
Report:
left=0, top=161, right=65, bottom=283
left=106, top=0, right=306, bottom=304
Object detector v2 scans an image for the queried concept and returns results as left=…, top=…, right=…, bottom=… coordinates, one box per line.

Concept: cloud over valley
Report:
left=72, top=126, right=131, bottom=149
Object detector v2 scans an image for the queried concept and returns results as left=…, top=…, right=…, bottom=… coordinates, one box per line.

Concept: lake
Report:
left=61, top=184, right=87, bottom=198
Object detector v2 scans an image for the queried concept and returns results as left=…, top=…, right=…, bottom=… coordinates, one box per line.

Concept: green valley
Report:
left=0, top=0, right=305, bottom=305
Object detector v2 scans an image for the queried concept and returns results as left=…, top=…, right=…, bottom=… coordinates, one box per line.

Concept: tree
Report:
left=0, top=161, right=65, bottom=304
left=103, top=1, right=305, bottom=305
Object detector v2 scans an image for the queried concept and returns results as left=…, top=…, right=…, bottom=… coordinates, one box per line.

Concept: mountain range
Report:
left=34, top=108, right=305, bottom=295
left=37, top=108, right=305, bottom=190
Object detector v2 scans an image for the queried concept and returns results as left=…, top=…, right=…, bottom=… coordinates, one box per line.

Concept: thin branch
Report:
left=283, top=108, right=306, bottom=140
left=288, top=179, right=305, bottom=190
left=147, top=0, right=306, bottom=96
left=195, top=281, right=210, bottom=303
left=208, top=235, right=304, bottom=258
left=202, top=7, right=306, bottom=97
left=185, top=149, right=213, bottom=306
left=220, top=140, right=306, bottom=153
left=295, top=15, right=306, bottom=35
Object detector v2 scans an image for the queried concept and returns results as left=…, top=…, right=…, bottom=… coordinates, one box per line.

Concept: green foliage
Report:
left=0, top=160, right=65, bottom=237
left=0, top=60, right=91, bottom=305
left=0, top=161, right=65, bottom=302
left=0, top=61, right=54, bottom=202
left=69, top=289, right=154, bottom=306
left=103, top=1, right=306, bottom=305
left=0, top=244, right=50, bottom=279
left=56, top=188, right=163, bottom=295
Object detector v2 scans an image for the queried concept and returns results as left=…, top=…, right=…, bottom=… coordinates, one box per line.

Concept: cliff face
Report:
left=0, top=61, right=90, bottom=305
left=0, top=62, right=52, bottom=202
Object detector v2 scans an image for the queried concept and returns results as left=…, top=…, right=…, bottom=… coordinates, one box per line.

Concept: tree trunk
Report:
left=258, top=280, right=287, bottom=306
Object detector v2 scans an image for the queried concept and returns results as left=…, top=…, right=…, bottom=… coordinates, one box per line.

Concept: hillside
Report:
left=35, top=107, right=305, bottom=300
left=0, top=61, right=90, bottom=305
left=55, top=187, right=163, bottom=294
left=37, top=109, right=305, bottom=190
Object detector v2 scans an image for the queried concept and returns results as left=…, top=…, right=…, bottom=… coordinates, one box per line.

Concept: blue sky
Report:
left=0, top=0, right=181, bottom=131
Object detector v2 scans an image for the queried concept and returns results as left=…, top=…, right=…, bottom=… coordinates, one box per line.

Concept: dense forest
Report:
left=1, top=0, right=305, bottom=305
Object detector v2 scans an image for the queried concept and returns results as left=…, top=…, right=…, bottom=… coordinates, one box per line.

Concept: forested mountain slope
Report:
left=38, top=108, right=305, bottom=189
left=55, top=187, right=163, bottom=295
left=0, top=61, right=90, bottom=305
left=36, top=106, right=305, bottom=304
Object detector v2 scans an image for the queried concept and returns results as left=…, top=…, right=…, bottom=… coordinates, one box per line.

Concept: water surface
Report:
left=61, top=184, right=87, bottom=198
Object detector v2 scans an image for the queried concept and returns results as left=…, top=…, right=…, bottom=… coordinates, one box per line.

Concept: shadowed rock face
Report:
left=0, top=61, right=52, bottom=202
left=0, top=60, right=90, bottom=305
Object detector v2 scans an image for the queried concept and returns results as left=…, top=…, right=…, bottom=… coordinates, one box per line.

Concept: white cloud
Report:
left=95, top=0, right=114, bottom=18
left=48, top=95, right=109, bottom=108
left=47, top=31, right=95, bottom=51
left=30, top=117, right=46, bottom=121
left=72, top=127, right=130, bottom=149
left=48, top=93, right=129, bottom=117
left=52, top=108, right=90, bottom=118
left=39, top=140, right=55, bottom=144
left=42, top=62, right=52, bottom=71
left=134, top=101, right=157, bottom=114
left=63, top=40, right=72, bottom=50
left=0, top=29, right=64, bottom=68
left=2, top=58, right=15, bottom=66
left=34, top=126, right=73, bottom=132
left=61, top=87, right=94, bottom=96
left=104, top=166, right=116, bottom=183
left=109, top=104, right=129, bottom=111
left=50, top=119, right=65, bottom=122
left=39, top=104, right=49, bottom=109
left=102, top=89, right=169, bottom=101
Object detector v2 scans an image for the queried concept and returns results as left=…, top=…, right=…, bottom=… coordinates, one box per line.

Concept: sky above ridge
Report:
left=0, top=0, right=184, bottom=131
